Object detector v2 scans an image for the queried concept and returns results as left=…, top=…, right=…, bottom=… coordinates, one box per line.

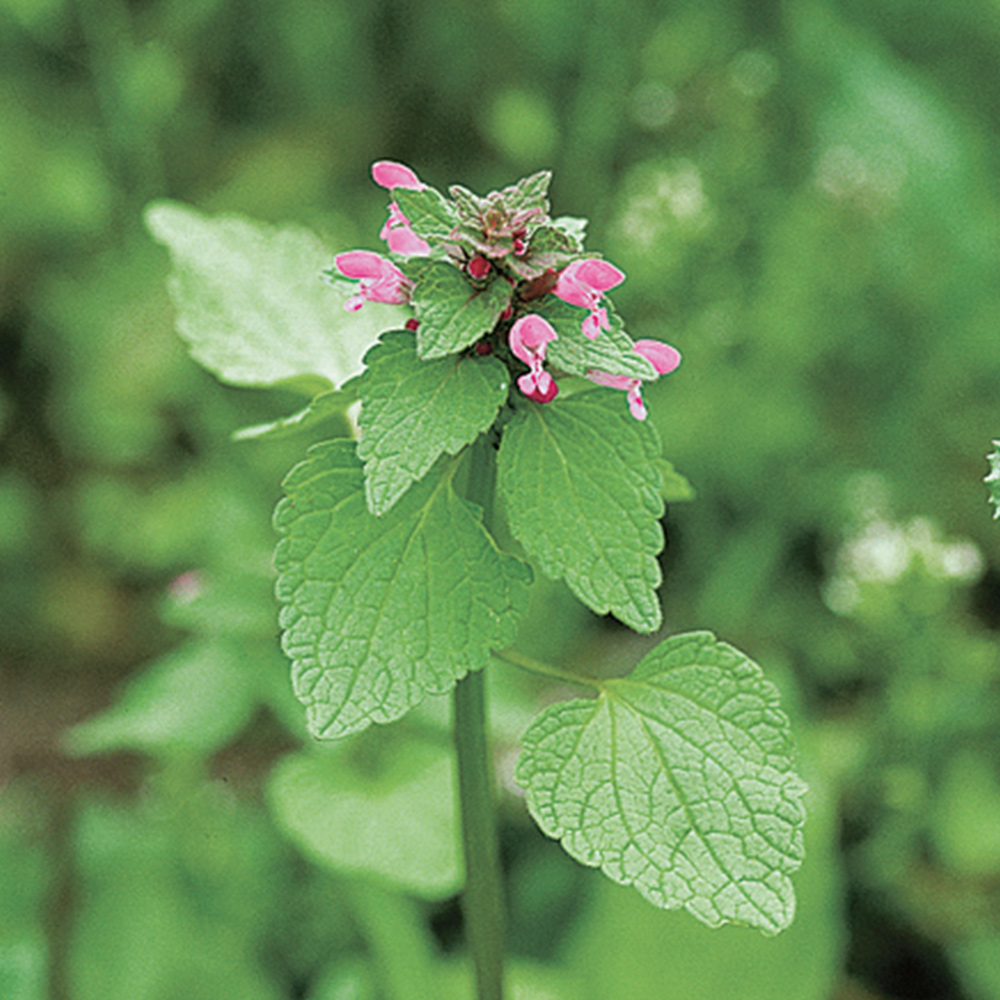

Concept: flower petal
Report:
left=509, top=314, right=558, bottom=364
left=371, top=160, right=425, bottom=190
left=634, top=339, right=681, bottom=375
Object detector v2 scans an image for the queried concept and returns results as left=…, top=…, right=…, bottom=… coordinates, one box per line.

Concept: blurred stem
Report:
left=453, top=438, right=505, bottom=1000
left=341, top=882, right=438, bottom=1000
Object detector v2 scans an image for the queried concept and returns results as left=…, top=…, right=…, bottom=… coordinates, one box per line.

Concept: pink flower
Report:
left=553, top=259, right=626, bottom=339
left=586, top=338, right=681, bottom=420
left=510, top=314, right=559, bottom=404
left=334, top=251, right=412, bottom=311
left=371, top=160, right=431, bottom=257
left=379, top=203, right=431, bottom=256
left=371, top=161, right=425, bottom=191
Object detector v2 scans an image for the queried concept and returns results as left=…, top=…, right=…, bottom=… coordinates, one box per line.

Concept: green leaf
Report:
left=530, top=296, right=657, bottom=381
left=144, top=201, right=405, bottom=390
left=358, top=331, right=510, bottom=515
left=449, top=184, right=490, bottom=222
left=231, top=388, right=357, bottom=442
left=658, top=458, right=697, bottom=503
left=65, top=638, right=259, bottom=758
left=498, top=390, right=664, bottom=632
left=986, top=441, right=1000, bottom=520
left=505, top=226, right=581, bottom=281
left=411, top=262, right=512, bottom=358
left=552, top=215, right=588, bottom=248
left=516, top=632, right=808, bottom=934
left=510, top=169, right=552, bottom=214
left=393, top=187, right=459, bottom=241
left=267, top=735, right=462, bottom=899
left=274, top=441, right=531, bottom=739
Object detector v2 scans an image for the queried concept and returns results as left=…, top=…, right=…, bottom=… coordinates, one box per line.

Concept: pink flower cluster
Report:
left=333, top=159, right=682, bottom=420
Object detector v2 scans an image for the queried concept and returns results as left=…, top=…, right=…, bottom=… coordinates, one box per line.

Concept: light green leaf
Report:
left=232, top=388, right=357, bottom=442
left=411, top=262, right=512, bottom=359
left=65, top=638, right=258, bottom=758
left=986, top=441, right=1000, bottom=520
left=498, top=390, right=664, bottom=632
left=274, top=441, right=531, bottom=739
left=393, top=187, right=459, bottom=241
left=516, top=631, right=808, bottom=935
left=658, top=458, right=697, bottom=503
left=358, top=331, right=510, bottom=515
left=267, top=735, right=462, bottom=899
left=530, top=296, right=656, bottom=381
left=144, top=201, right=406, bottom=390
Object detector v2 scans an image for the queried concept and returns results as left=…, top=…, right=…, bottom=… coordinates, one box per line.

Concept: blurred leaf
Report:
left=66, top=638, right=260, bottom=758
left=950, top=935, right=1000, bottom=1000
left=658, top=458, right=696, bottom=502
left=268, top=737, right=462, bottom=899
left=70, top=792, right=287, bottom=1000
left=144, top=201, right=405, bottom=391
left=931, top=749, right=1000, bottom=878
left=517, top=632, right=807, bottom=934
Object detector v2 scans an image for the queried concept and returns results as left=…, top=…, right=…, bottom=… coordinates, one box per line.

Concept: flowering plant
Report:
left=146, top=162, right=806, bottom=999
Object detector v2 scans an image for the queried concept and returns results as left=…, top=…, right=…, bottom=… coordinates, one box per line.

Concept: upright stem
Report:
left=453, top=439, right=505, bottom=1000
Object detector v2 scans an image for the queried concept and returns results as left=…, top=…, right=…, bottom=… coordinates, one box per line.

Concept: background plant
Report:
left=4, top=1, right=1000, bottom=999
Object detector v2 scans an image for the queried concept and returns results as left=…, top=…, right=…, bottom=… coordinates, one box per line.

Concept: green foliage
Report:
left=516, top=632, right=806, bottom=934
left=357, top=331, right=510, bottom=515
left=10, top=0, right=1000, bottom=993
left=392, top=188, right=459, bottom=241
left=268, top=734, right=462, bottom=899
left=986, top=442, right=1000, bottom=519
left=409, top=262, right=512, bottom=359
left=498, top=390, right=664, bottom=632
left=144, top=202, right=407, bottom=393
left=532, top=296, right=656, bottom=380
left=274, top=440, right=531, bottom=739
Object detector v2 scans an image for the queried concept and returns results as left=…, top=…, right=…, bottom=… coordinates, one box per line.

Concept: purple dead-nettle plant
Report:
left=146, top=161, right=807, bottom=1000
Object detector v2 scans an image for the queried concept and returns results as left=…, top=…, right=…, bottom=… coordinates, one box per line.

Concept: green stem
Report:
left=491, top=647, right=603, bottom=691
left=453, top=439, right=505, bottom=1000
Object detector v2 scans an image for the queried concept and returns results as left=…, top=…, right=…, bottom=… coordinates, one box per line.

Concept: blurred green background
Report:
left=4, top=0, right=1000, bottom=997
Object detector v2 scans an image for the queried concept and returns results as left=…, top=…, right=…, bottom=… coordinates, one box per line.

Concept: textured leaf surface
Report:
left=498, top=390, right=664, bottom=632
left=145, top=201, right=404, bottom=389
left=986, top=441, right=1000, bottom=519
left=393, top=187, right=459, bottom=241
left=274, top=441, right=530, bottom=738
left=358, top=331, right=510, bottom=515
left=268, top=737, right=461, bottom=898
left=516, top=632, right=808, bottom=934
left=532, top=296, right=656, bottom=381
left=411, top=262, right=512, bottom=358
